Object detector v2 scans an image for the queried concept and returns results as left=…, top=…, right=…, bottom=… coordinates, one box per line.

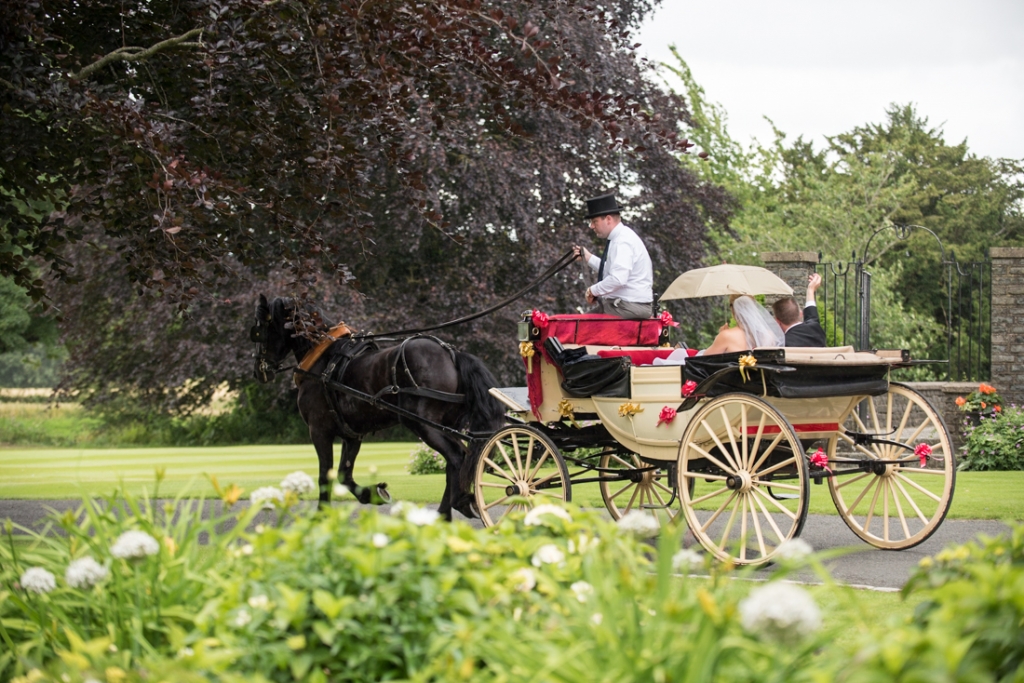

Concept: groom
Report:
left=772, top=273, right=827, bottom=347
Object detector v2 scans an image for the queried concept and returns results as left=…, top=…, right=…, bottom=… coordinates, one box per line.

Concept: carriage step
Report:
left=490, top=387, right=531, bottom=413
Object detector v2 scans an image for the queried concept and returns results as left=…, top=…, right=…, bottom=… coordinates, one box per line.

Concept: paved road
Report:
left=1, top=499, right=1011, bottom=591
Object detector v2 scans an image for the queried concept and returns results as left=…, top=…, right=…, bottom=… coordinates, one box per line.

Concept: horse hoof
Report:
left=371, top=483, right=391, bottom=505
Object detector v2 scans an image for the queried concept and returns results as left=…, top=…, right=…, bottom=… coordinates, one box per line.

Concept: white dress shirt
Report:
left=586, top=223, right=653, bottom=303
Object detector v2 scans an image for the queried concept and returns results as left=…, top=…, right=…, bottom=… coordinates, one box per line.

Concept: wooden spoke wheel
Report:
left=599, top=452, right=683, bottom=528
left=828, top=383, right=955, bottom=549
left=473, top=426, right=571, bottom=527
left=677, top=394, right=809, bottom=565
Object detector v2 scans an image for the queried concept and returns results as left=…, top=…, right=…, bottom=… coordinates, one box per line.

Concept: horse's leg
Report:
left=310, top=427, right=336, bottom=511
left=407, top=424, right=469, bottom=521
left=335, top=437, right=372, bottom=504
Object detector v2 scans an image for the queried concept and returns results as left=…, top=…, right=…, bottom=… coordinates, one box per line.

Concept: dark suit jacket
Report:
left=784, top=305, right=827, bottom=347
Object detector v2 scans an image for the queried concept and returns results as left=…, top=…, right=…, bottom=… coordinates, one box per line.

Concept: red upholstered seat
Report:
left=537, top=314, right=664, bottom=347
left=596, top=348, right=698, bottom=365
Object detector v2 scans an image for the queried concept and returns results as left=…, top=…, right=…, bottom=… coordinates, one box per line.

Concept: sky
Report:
left=635, top=0, right=1024, bottom=160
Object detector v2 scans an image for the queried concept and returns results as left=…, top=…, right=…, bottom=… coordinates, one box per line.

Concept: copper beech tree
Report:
left=1, top=0, right=731, bottom=411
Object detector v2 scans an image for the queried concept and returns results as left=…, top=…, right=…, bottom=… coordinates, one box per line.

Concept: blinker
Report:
left=250, top=325, right=266, bottom=343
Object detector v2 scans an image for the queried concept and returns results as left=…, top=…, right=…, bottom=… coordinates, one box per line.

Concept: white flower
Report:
left=389, top=501, right=411, bottom=517
left=774, top=538, right=814, bottom=563
left=233, top=609, right=253, bottom=628
left=405, top=506, right=440, bottom=527
left=568, top=533, right=599, bottom=554
left=280, top=471, right=316, bottom=495
left=372, top=533, right=389, bottom=548
left=531, top=544, right=565, bottom=567
left=65, top=557, right=109, bottom=589
left=671, top=549, right=703, bottom=574
left=248, top=594, right=270, bottom=610
left=251, top=486, right=285, bottom=509
left=523, top=504, right=572, bottom=526
left=739, top=582, right=822, bottom=644
left=511, top=567, right=536, bottom=592
left=591, top=612, right=603, bottom=625
left=616, top=511, right=660, bottom=538
left=176, top=647, right=194, bottom=658
left=332, top=482, right=350, bottom=497
left=110, top=530, right=160, bottom=559
left=20, top=567, right=56, bottom=594
left=570, top=581, right=594, bottom=603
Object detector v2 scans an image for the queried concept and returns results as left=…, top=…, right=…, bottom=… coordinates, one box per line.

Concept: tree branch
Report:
left=72, top=28, right=205, bottom=81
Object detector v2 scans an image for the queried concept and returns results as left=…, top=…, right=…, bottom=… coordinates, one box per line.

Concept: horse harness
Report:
left=299, top=334, right=466, bottom=440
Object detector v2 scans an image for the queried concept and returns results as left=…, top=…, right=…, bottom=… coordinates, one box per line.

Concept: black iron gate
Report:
left=815, top=225, right=990, bottom=382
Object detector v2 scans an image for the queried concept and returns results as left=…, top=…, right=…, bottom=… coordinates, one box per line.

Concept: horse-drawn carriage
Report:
left=476, top=311, right=955, bottom=565
left=253, top=264, right=955, bottom=567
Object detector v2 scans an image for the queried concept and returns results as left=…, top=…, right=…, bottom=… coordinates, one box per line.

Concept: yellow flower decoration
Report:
left=738, top=354, right=757, bottom=382
left=618, top=402, right=644, bottom=418
left=519, top=341, right=536, bottom=373
left=557, top=399, right=579, bottom=427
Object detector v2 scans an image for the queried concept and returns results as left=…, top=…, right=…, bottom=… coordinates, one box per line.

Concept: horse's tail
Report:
left=455, top=351, right=506, bottom=490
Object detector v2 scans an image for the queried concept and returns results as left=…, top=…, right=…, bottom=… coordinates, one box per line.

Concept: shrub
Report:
left=407, top=442, right=447, bottom=475
left=959, top=406, right=1024, bottom=470
left=956, top=382, right=1004, bottom=416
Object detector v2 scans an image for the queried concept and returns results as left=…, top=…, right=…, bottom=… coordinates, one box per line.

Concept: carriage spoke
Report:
left=755, top=456, right=797, bottom=478
left=751, top=489, right=787, bottom=543
left=896, top=466, right=947, bottom=477
left=483, top=457, right=514, bottom=482
left=883, top=479, right=891, bottom=542
left=739, top=496, right=750, bottom=562
left=622, top=481, right=642, bottom=514
left=889, top=479, right=911, bottom=539
left=863, top=476, right=885, bottom=536
left=901, top=418, right=932, bottom=450
left=749, top=432, right=787, bottom=474
left=751, top=486, right=799, bottom=521
left=717, top=495, right=742, bottom=552
left=682, top=471, right=729, bottom=482
left=719, top=407, right=743, bottom=472
left=496, top=441, right=520, bottom=478
left=700, top=491, right=738, bottom=533
left=740, top=405, right=750, bottom=471
left=527, top=452, right=552, bottom=480
left=479, top=481, right=512, bottom=489
left=687, top=441, right=737, bottom=477
left=484, top=494, right=513, bottom=511
left=510, top=434, right=527, bottom=474
left=607, top=481, right=634, bottom=502
left=746, top=411, right=769, bottom=470
left=893, top=471, right=943, bottom=501
left=891, top=475, right=930, bottom=525
left=835, top=471, right=873, bottom=490
left=653, top=479, right=675, bottom=497
left=705, top=418, right=741, bottom=473
left=842, top=474, right=879, bottom=517
left=754, top=480, right=800, bottom=492
left=690, top=485, right=729, bottom=506
left=748, top=496, right=768, bottom=558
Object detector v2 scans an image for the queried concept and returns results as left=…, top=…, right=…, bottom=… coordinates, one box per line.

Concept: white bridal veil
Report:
left=732, top=296, right=785, bottom=348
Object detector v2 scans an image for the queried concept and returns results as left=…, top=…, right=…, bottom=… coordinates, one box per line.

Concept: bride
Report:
left=701, top=295, right=785, bottom=355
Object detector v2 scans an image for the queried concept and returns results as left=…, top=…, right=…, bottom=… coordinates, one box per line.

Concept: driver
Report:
left=572, top=193, right=654, bottom=320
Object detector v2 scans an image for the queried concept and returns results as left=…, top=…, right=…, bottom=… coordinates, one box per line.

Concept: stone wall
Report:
left=760, top=251, right=819, bottom=307
left=990, top=247, right=1024, bottom=408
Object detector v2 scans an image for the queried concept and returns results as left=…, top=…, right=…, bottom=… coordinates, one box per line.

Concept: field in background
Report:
left=1, top=444, right=1022, bottom=520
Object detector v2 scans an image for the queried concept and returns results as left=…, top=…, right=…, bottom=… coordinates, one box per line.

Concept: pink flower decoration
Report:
left=914, top=443, right=932, bottom=467
left=659, top=310, right=680, bottom=327
left=681, top=380, right=698, bottom=397
left=809, top=448, right=830, bottom=471
left=657, top=406, right=677, bottom=426
left=531, top=310, right=549, bottom=329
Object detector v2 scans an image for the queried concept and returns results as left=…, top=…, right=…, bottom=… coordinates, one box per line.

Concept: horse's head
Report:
left=251, top=294, right=294, bottom=383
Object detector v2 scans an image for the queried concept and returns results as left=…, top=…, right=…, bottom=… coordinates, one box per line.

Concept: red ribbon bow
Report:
left=914, top=443, right=932, bottom=467
left=809, top=447, right=831, bottom=471
left=681, top=380, right=698, bottom=397
left=659, top=310, right=680, bottom=327
left=531, top=310, right=549, bottom=329
left=657, top=406, right=677, bottom=426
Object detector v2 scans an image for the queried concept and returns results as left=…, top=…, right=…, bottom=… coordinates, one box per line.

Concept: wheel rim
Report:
left=599, top=452, right=681, bottom=527
left=828, top=383, right=955, bottom=549
left=473, top=426, right=570, bottom=527
left=677, top=394, right=808, bottom=565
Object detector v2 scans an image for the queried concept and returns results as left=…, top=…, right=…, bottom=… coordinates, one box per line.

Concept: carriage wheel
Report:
left=677, top=393, right=809, bottom=565
left=599, top=452, right=684, bottom=528
left=473, top=426, right=571, bottom=527
left=827, top=383, right=955, bottom=550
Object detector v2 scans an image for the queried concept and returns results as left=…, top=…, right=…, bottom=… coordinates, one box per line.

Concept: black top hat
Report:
left=584, top=193, right=625, bottom=219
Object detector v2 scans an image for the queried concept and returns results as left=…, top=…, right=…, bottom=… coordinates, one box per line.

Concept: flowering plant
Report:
left=955, top=382, right=1003, bottom=415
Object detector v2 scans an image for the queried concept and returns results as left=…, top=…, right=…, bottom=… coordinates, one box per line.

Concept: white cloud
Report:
left=636, top=0, right=1024, bottom=159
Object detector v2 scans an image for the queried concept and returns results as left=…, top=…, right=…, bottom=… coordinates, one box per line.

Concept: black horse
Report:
left=250, top=295, right=506, bottom=520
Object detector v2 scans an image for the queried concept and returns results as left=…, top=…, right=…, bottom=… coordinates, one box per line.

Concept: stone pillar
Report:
left=760, top=252, right=820, bottom=305
left=990, top=247, right=1024, bottom=408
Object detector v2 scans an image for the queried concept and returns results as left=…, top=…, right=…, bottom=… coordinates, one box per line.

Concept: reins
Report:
left=351, top=248, right=579, bottom=340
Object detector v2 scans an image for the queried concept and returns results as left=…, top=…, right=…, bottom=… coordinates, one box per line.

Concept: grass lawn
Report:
left=1, top=443, right=1022, bottom=520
